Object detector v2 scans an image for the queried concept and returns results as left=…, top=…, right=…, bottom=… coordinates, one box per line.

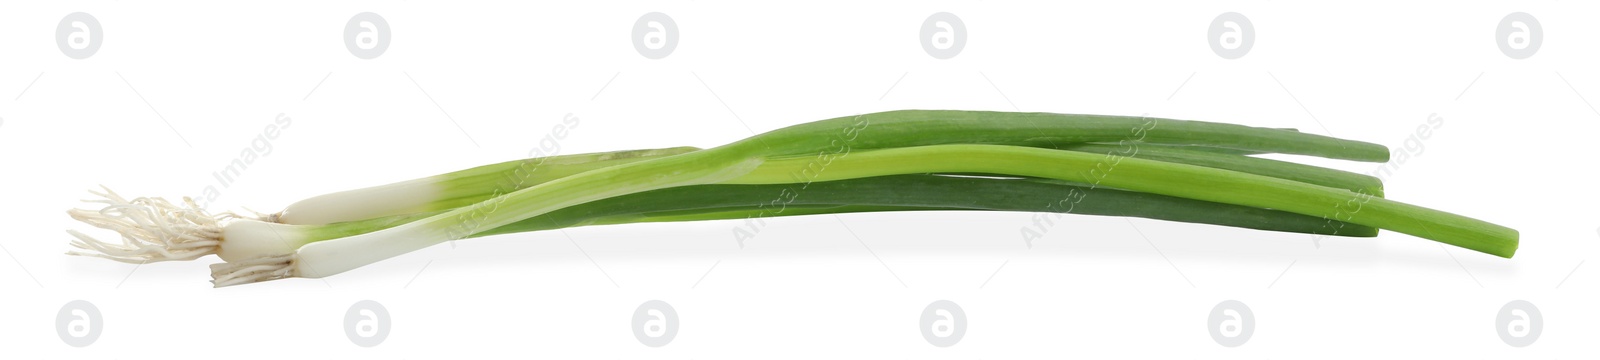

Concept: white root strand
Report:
left=210, top=253, right=295, bottom=287
left=65, top=186, right=239, bottom=263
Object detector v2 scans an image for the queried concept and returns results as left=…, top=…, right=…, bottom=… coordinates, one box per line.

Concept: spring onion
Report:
left=63, top=110, right=1515, bottom=287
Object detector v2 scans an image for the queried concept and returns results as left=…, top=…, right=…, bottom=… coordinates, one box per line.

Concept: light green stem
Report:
left=732, top=145, right=1515, bottom=257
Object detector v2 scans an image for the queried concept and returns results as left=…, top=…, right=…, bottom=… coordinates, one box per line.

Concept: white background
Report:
left=2, top=1, right=1597, bottom=358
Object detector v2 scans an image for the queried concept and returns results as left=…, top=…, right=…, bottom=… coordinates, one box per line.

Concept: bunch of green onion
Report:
left=64, top=110, right=1518, bottom=287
